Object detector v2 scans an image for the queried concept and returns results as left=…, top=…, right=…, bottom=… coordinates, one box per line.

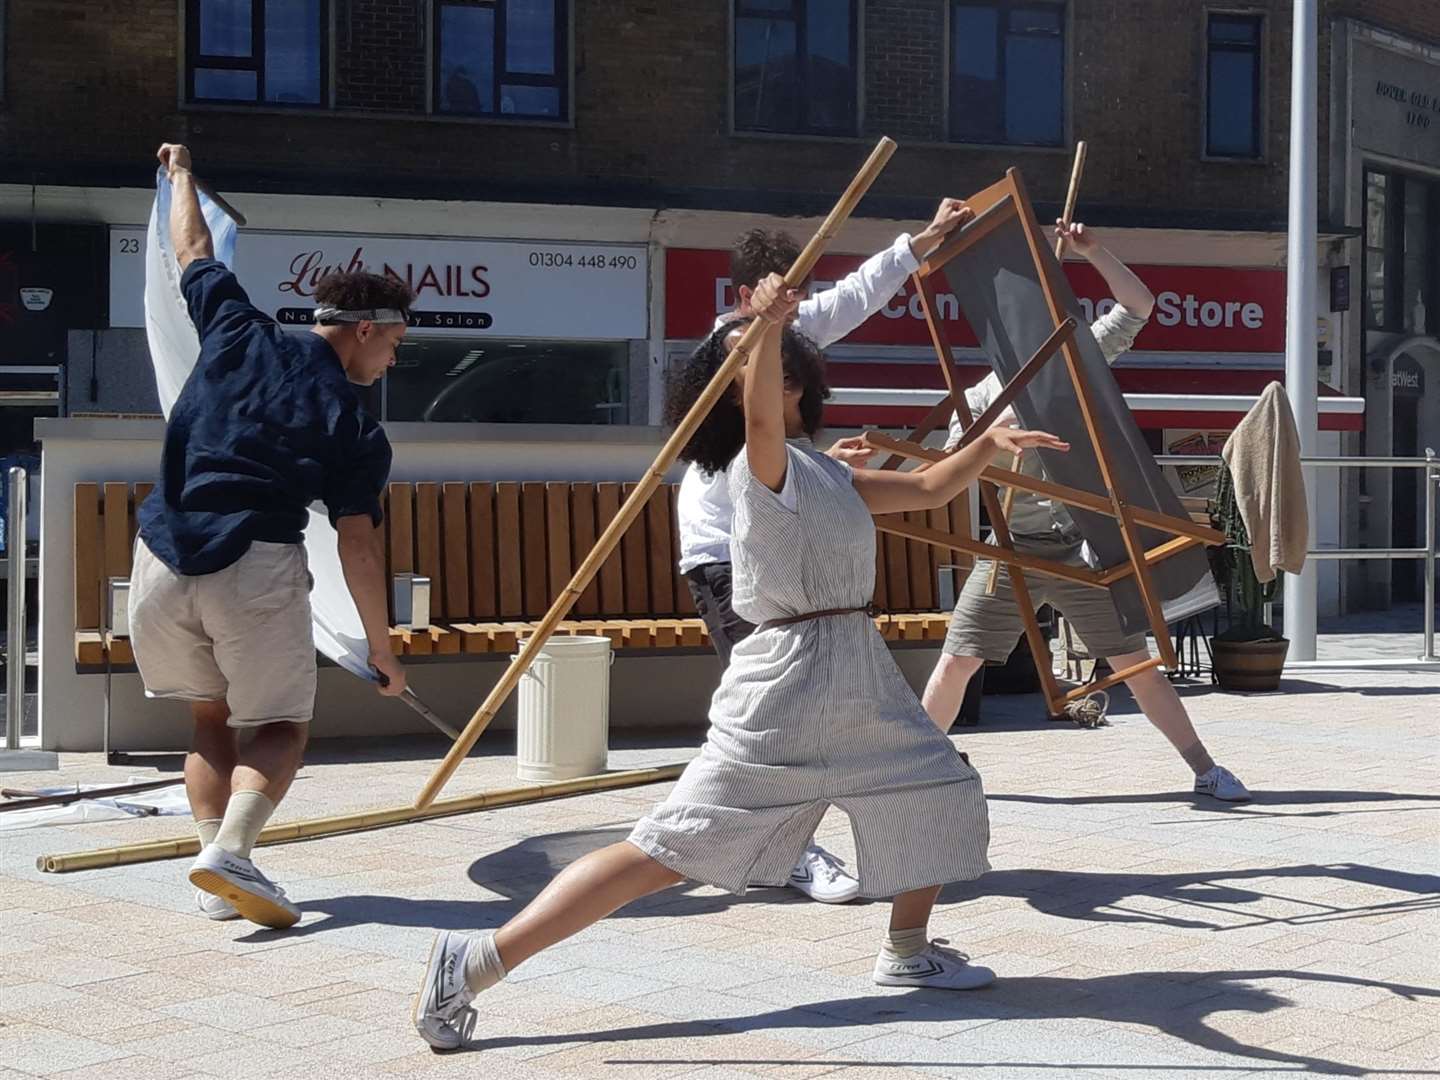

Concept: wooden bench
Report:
left=73, top=481, right=972, bottom=666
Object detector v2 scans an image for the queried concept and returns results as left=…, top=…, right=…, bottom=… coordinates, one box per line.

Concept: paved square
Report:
left=2, top=666, right=1437, bottom=1078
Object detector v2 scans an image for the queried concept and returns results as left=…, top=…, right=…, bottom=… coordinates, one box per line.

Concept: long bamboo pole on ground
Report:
left=37, top=764, right=685, bottom=873
left=986, top=140, right=1087, bottom=597
left=413, top=137, right=899, bottom=811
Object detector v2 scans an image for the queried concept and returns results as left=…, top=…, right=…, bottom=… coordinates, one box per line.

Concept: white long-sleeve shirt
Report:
left=677, top=233, right=920, bottom=572
left=944, top=303, right=1148, bottom=538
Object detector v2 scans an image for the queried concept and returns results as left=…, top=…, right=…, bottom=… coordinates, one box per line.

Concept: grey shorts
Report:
left=943, top=534, right=1146, bottom=662
left=129, top=539, right=316, bottom=727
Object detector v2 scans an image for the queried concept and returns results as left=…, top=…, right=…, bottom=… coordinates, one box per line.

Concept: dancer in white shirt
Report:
left=674, top=200, right=973, bottom=902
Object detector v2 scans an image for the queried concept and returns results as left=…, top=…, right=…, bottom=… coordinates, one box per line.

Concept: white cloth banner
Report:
left=143, top=171, right=376, bottom=682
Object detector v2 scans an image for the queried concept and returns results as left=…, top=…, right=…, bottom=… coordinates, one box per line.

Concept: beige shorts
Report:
left=943, top=534, right=1146, bottom=662
left=129, top=539, right=316, bottom=727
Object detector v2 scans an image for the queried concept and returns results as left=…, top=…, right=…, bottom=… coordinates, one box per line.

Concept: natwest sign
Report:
left=110, top=229, right=649, bottom=340
left=665, top=249, right=1286, bottom=353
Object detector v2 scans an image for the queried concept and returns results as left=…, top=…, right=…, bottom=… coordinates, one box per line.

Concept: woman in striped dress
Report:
left=412, top=274, right=1069, bottom=1051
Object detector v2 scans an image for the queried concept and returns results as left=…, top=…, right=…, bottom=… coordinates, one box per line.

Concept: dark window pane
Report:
left=1209, top=16, right=1259, bottom=44
left=805, top=0, right=854, bottom=132
left=505, top=0, right=555, bottom=75
left=199, top=0, right=252, bottom=57
left=387, top=339, right=628, bottom=424
left=1009, top=6, right=1059, bottom=33
left=1365, top=172, right=1388, bottom=245
left=500, top=84, right=560, bottom=116
left=1005, top=35, right=1061, bottom=144
left=1401, top=177, right=1432, bottom=334
left=1364, top=172, right=1389, bottom=330
left=194, top=67, right=259, bottom=100
left=740, top=0, right=793, bottom=10
left=735, top=16, right=798, bottom=131
left=1207, top=50, right=1258, bottom=156
left=264, top=0, right=321, bottom=104
left=951, top=5, right=1001, bottom=143
left=1365, top=261, right=1387, bottom=330
left=439, top=5, right=495, bottom=114
left=953, top=5, right=999, bottom=79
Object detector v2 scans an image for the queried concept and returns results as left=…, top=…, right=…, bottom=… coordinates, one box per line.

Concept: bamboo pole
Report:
left=37, top=763, right=686, bottom=874
left=413, top=137, right=899, bottom=810
left=987, top=140, right=1087, bottom=597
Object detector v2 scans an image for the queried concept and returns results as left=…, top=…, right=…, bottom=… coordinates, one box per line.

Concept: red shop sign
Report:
left=664, top=248, right=1287, bottom=353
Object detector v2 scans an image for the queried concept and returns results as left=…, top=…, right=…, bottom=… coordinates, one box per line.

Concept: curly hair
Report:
left=664, top=319, right=830, bottom=476
left=730, top=228, right=802, bottom=290
left=313, top=271, right=416, bottom=318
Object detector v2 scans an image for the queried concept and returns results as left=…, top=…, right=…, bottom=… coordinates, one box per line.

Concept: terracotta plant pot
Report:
left=1211, top=636, right=1290, bottom=692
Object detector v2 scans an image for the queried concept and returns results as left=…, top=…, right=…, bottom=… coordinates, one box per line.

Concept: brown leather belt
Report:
left=759, top=602, right=881, bottom=632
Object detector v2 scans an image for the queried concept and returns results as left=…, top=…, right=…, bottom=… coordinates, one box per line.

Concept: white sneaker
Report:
left=874, top=939, right=996, bottom=990
left=788, top=844, right=860, bottom=904
left=1195, top=764, right=1251, bottom=802
left=188, top=844, right=300, bottom=929
left=413, top=930, right=478, bottom=1052
left=195, top=888, right=240, bottom=921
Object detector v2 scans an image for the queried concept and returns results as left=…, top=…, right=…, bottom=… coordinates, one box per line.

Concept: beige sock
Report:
left=881, top=927, right=929, bottom=960
left=462, top=931, right=508, bottom=993
left=196, top=818, right=222, bottom=849
left=213, top=791, right=275, bottom=859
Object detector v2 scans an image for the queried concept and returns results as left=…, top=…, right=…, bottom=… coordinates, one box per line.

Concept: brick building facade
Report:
left=1, top=0, right=1437, bottom=612
left=2, top=0, right=1414, bottom=221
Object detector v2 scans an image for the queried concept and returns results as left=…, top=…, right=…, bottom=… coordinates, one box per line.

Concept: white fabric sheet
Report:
left=143, top=171, right=375, bottom=682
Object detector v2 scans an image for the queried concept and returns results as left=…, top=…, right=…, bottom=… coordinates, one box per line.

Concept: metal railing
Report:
left=6, top=467, right=26, bottom=749
left=1155, top=451, right=1438, bottom=663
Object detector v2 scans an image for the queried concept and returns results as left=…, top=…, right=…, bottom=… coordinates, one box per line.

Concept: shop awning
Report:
left=823, top=364, right=1363, bottom=432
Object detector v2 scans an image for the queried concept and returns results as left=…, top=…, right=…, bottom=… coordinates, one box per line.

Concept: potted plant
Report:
left=1207, top=465, right=1289, bottom=691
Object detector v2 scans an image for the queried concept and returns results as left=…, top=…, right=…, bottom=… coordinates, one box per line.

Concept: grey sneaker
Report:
left=874, top=939, right=996, bottom=990
left=1195, top=764, right=1251, bottom=802
left=413, top=931, right=478, bottom=1052
left=188, top=844, right=300, bottom=929
left=195, top=888, right=240, bottom=921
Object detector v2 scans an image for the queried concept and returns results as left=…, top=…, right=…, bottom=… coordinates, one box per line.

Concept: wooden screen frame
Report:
left=864, top=168, right=1224, bottom=716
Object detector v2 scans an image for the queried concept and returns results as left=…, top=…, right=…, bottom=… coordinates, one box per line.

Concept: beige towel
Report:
left=1222, top=382, right=1308, bottom=583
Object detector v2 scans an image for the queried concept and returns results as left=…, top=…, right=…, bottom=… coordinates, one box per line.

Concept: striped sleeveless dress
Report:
left=628, top=443, right=990, bottom=898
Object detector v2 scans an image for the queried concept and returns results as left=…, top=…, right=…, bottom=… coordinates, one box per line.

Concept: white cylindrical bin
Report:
left=515, top=636, right=612, bottom=781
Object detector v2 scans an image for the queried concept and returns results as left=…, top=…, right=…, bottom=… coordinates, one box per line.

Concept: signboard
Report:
left=665, top=249, right=1287, bottom=353
left=1162, top=428, right=1229, bottom=499
left=109, top=229, right=649, bottom=340
left=1352, top=39, right=1440, bottom=167
left=1392, top=353, right=1425, bottom=398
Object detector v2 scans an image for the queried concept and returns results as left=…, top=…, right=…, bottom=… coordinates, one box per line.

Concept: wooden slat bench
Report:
left=73, top=481, right=972, bottom=666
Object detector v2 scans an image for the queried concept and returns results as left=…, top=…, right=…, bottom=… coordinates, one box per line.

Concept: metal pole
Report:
left=1423, top=451, right=1437, bottom=663
left=6, top=467, right=26, bottom=750
left=1283, top=0, right=1320, bottom=661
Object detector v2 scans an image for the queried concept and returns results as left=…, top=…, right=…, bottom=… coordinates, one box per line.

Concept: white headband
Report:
left=313, top=305, right=408, bottom=325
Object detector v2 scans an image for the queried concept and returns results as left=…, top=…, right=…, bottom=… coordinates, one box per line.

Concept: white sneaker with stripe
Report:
left=188, top=844, right=300, bottom=929
left=873, top=939, right=996, bottom=990
left=1194, top=764, right=1251, bottom=802
left=788, top=844, right=860, bottom=904
left=195, top=888, right=240, bottom=921
left=413, top=930, right=478, bottom=1052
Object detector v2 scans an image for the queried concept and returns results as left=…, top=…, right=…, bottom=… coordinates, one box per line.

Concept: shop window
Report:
left=1205, top=13, right=1263, bottom=159
left=186, top=0, right=327, bottom=106
left=434, top=0, right=568, bottom=120
left=385, top=338, right=627, bottom=424
left=949, top=2, right=1065, bottom=147
left=733, top=0, right=859, bottom=137
left=1366, top=168, right=1438, bottom=335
